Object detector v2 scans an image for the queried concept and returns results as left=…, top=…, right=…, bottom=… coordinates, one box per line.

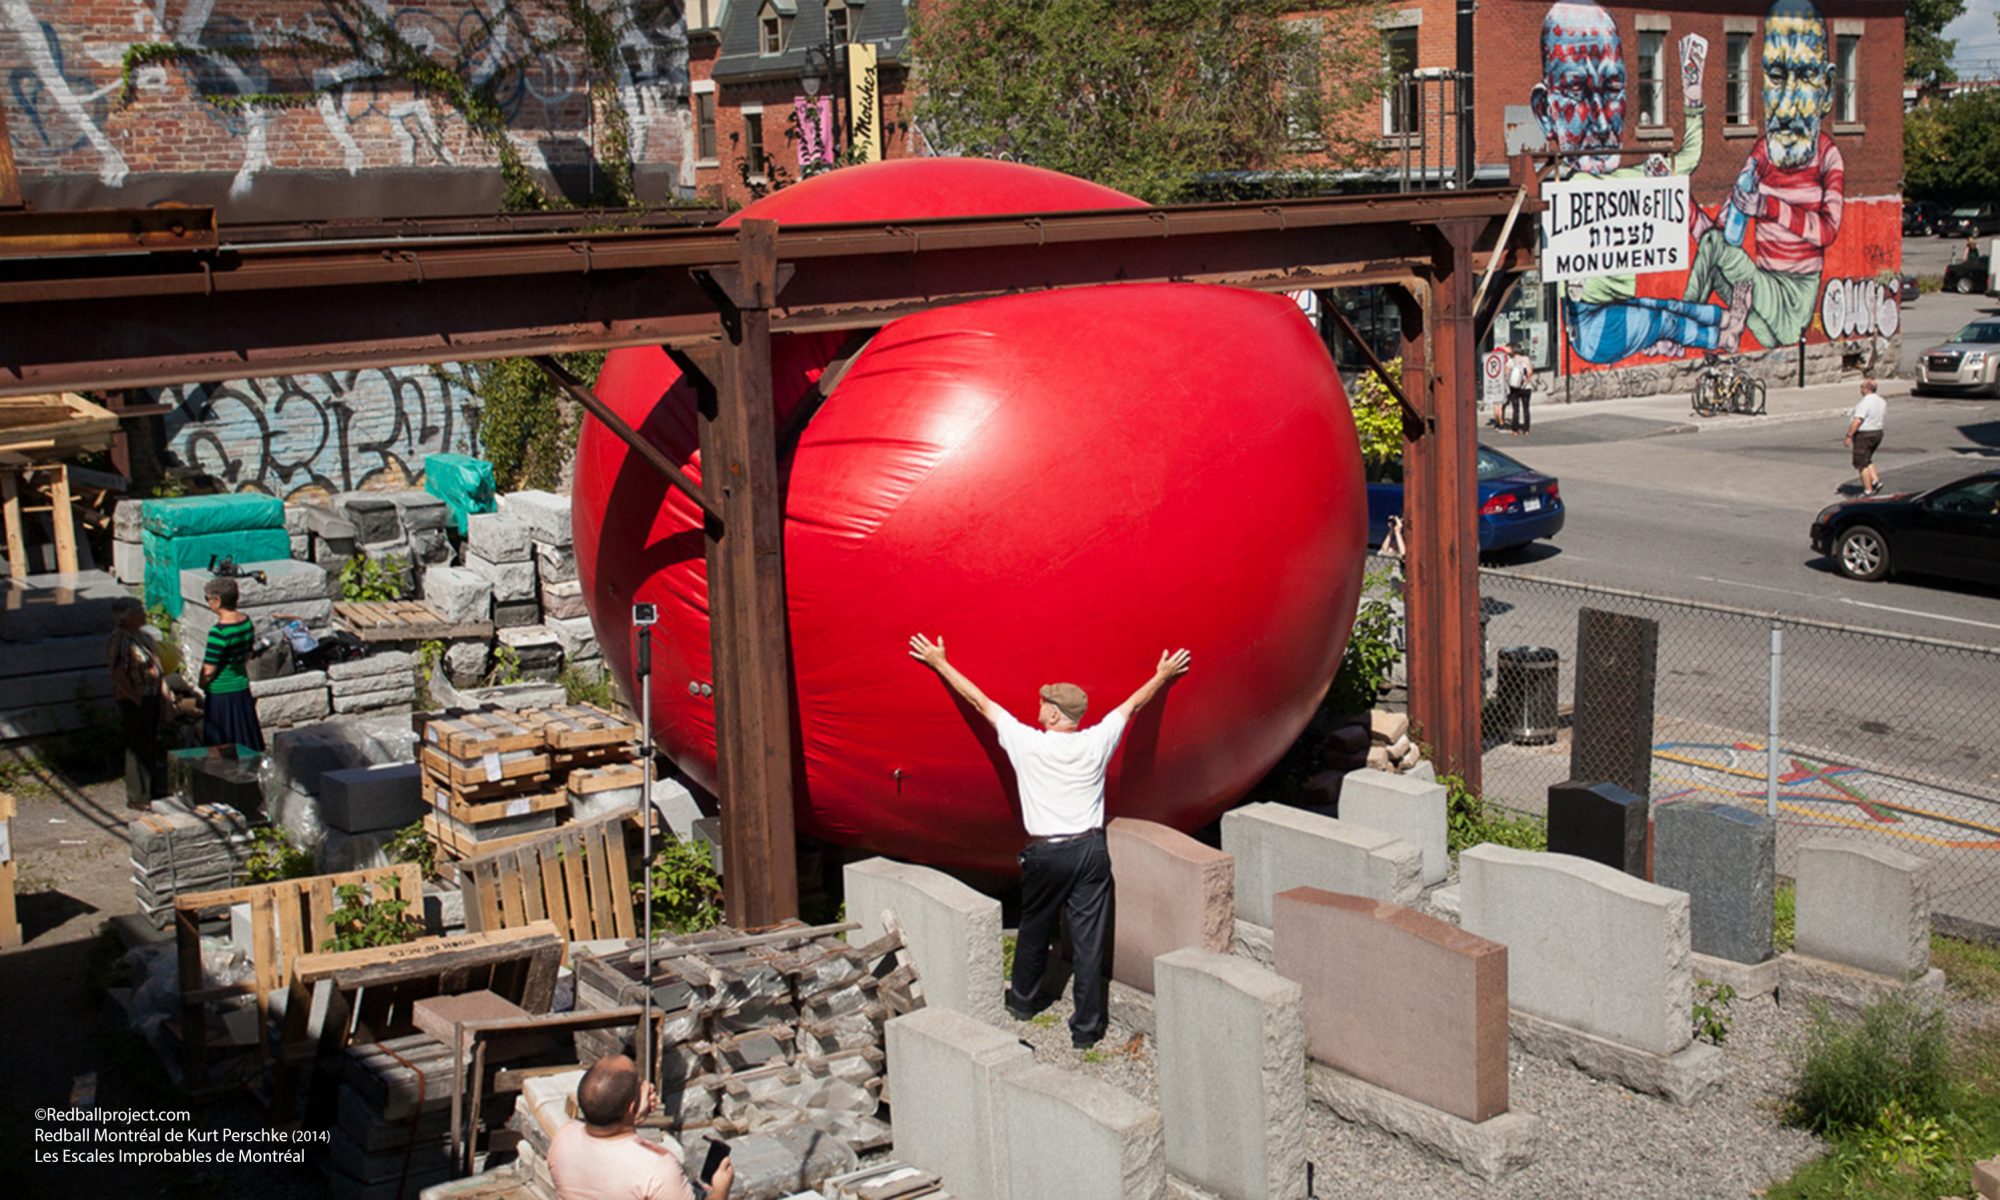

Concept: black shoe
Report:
left=1004, top=991, right=1041, bottom=1021
left=1071, top=1032, right=1103, bottom=1050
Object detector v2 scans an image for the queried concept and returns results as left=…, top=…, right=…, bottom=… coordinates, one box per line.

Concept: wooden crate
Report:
left=420, top=744, right=553, bottom=790
left=517, top=703, right=638, bottom=750
left=172, top=863, right=422, bottom=1094
left=416, top=707, right=547, bottom=757
left=460, top=813, right=641, bottom=944
left=335, top=599, right=493, bottom=644
left=432, top=787, right=568, bottom=827
left=424, top=813, right=558, bottom=863
left=566, top=763, right=644, bottom=799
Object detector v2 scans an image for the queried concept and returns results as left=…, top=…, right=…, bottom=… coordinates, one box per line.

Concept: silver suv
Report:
left=1914, top=318, right=2000, bottom=397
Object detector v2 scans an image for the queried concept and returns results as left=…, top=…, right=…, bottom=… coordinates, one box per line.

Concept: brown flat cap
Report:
left=1039, top=682, right=1088, bottom=722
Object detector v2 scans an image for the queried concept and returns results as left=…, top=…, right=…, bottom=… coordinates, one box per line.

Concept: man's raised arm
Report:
left=1114, top=649, right=1193, bottom=721
left=909, top=634, right=1001, bottom=725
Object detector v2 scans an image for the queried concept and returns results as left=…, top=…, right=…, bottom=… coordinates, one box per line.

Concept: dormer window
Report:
left=760, top=3, right=792, bottom=54
left=826, top=1, right=851, bottom=45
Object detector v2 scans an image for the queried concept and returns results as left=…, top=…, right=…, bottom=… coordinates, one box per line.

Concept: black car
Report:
left=1810, top=471, right=2000, bottom=584
left=1939, top=203, right=2000, bottom=239
left=1905, top=200, right=1943, bottom=236
left=1945, top=253, right=1990, bottom=295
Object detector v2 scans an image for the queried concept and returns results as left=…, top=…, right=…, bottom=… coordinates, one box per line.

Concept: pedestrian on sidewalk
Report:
left=1503, top=340, right=1534, bottom=435
left=106, top=596, right=165, bottom=810
left=908, top=633, right=1191, bottom=1049
left=1843, top=377, right=1886, bottom=496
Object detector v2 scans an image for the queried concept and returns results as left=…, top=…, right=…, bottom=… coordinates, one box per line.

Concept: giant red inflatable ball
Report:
left=571, top=160, right=1368, bottom=873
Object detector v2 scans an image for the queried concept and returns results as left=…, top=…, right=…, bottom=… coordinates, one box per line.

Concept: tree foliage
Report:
left=1906, top=0, right=1965, bottom=94
left=911, top=0, right=1386, bottom=203
left=1905, top=89, right=2000, bottom=205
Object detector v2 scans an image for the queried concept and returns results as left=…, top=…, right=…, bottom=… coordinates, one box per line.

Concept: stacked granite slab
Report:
left=129, top=801, right=255, bottom=928
left=500, top=490, right=596, bottom=675
left=295, top=502, right=358, bottom=567
left=333, top=1034, right=499, bottom=1200
left=334, top=489, right=453, bottom=576
left=0, top=570, right=128, bottom=738
left=465, top=510, right=539, bottom=630
left=176, top=559, right=333, bottom=668
left=141, top=495, right=290, bottom=618
left=251, top=669, right=330, bottom=729
left=329, top=649, right=417, bottom=716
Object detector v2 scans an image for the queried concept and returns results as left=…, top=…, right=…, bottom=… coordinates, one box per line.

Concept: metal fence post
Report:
left=1767, top=623, right=1783, bottom=817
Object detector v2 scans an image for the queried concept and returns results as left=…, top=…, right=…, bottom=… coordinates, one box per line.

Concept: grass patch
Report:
left=1081, top=1049, right=1104, bottom=1064
left=1775, top=881, right=1796, bottom=954
left=1002, top=933, right=1017, bottom=979
left=1932, top=934, right=2000, bottom=1000
left=1030, top=1012, right=1057, bottom=1029
left=1442, top=771, right=1548, bottom=856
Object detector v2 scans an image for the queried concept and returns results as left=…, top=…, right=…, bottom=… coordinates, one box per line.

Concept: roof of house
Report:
left=710, top=0, right=908, bottom=84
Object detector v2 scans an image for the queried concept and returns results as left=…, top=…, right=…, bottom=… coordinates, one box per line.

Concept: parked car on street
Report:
left=1811, top=470, right=2000, bottom=584
left=1366, top=444, right=1565, bottom=555
left=1938, top=204, right=2000, bottom=239
left=1913, top=317, right=2000, bottom=396
left=1899, top=273, right=1922, bottom=303
left=1904, top=201, right=1943, bottom=236
left=1944, top=253, right=1989, bottom=295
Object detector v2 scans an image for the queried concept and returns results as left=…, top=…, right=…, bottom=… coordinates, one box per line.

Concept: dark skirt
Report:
left=202, top=688, right=265, bottom=752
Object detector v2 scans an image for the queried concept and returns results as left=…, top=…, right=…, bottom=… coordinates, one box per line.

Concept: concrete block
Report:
left=1507, top=1007, right=1725, bottom=1105
left=333, top=493, right=402, bottom=544
left=1654, top=801, right=1776, bottom=965
left=499, top=490, right=572, bottom=544
left=114, top=499, right=146, bottom=541
left=846, top=858, right=1004, bottom=1022
left=885, top=1008, right=1033, bottom=1200
left=1106, top=819, right=1233, bottom=994
left=1338, top=769, right=1449, bottom=887
left=493, top=599, right=540, bottom=629
left=1974, top=1154, right=2000, bottom=1200
left=283, top=504, right=309, bottom=536
left=1275, top=888, right=1508, bottom=1124
left=540, top=579, right=588, bottom=620
left=329, top=650, right=416, bottom=682
left=1221, top=803, right=1422, bottom=927
left=534, top=539, right=577, bottom=584
left=289, top=534, right=309, bottom=560
left=256, top=687, right=329, bottom=728
left=1779, top=954, right=1947, bottom=1020
left=1307, top=1064, right=1542, bottom=1182
left=651, top=776, right=705, bottom=837
left=995, top=1064, right=1163, bottom=1200
left=321, top=762, right=426, bottom=833
left=1794, top=838, right=1931, bottom=981
left=547, top=614, right=600, bottom=662
left=0, top=633, right=106, bottom=679
left=1154, top=949, right=1305, bottom=1200
left=296, top=503, right=355, bottom=540
left=421, top=566, right=492, bottom=625
left=465, top=512, right=532, bottom=564
left=464, top=554, right=537, bottom=603
left=113, top=539, right=146, bottom=584
left=385, top=490, right=450, bottom=533
left=1460, top=845, right=1692, bottom=1058
left=408, top=526, right=452, bottom=566
left=443, top=640, right=490, bottom=685
left=0, top=572, right=128, bottom=641
left=179, top=559, right=329, bottom=607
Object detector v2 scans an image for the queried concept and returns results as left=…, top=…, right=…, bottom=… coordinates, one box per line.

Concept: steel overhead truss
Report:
left=0, top=190, right=1536, bottom=924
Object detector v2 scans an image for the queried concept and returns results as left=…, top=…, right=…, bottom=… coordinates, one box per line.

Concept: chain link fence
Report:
left=1459, top=567, right=2000, bottom=938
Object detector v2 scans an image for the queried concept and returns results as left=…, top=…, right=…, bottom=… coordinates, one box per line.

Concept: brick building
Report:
left=1297, top=0, right=1907, bottom=398
left=686, top=0, right=913, bottom=208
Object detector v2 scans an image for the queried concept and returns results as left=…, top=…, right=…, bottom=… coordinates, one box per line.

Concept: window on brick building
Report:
left=1637, top=30, right=1666, bottom=127
left=762, top=12, right=791, bottom=55
left=1725, top=32, right=1752, bottom=125
left=687, top=0, right=723, bottom=32
left=1835, top=34, right=1859, bottom=123
left=1381, top=25, right=1417, bottom=137
left=827, top=1, right=851, bottom=45
left=1286, top=22, right=1323, bottom=145
left=695, top=91, right=717, bottom=162
left=745, top=111, right=767, bottom=177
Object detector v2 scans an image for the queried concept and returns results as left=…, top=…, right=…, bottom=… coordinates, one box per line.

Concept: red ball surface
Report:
left=571, top=161, right=1366, bottom=873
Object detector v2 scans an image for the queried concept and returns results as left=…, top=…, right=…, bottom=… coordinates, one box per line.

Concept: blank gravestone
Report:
left=1569, top=608, right=1659, bottom=799
left=1547, top=781, right=1648, bottom=877
left=1653, top=802, right=1775, bottom=965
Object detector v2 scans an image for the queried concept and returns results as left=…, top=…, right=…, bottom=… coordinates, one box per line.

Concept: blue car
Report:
left=1366, top=444, right=1566, bottom=554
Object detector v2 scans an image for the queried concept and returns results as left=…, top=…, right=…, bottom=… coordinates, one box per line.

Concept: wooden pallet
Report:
left=566, top=762, right=644, bottom=797
left=173, top=863, right=422, bottom=1094
left=335, top=599, right=494, bottom=643
left=432, top=787, right=568, bottom=827
left=424, top=813, right=559, bottom=862
left=460, top=814, right=641, bottom=945
left=420, top=744, right=553, bottom=789
left=517, top=703, right=637, bottom=750
left=416, top=707, right=547, bottom=757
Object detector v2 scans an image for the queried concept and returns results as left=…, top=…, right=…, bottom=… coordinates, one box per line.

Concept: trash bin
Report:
left=1495, top=646, right=1560, bottom=746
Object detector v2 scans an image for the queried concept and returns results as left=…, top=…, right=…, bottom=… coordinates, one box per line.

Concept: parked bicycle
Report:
left=1690, top=354, right=1767, bottom=417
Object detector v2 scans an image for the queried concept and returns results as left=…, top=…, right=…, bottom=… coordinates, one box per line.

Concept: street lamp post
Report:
left=799, top=43, right=843, bottom=171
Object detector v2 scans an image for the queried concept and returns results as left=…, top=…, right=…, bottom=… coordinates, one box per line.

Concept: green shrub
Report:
left=319, top=882, right=425, bottom=952
left=561, top=665, right=617, bottom=709
left=1775, top=881, right=1796, bottom=953
left=1441, top=769, right=1548, bottom=855
left=489, top=644, right=523, bottom=685
left=1327, top=568, right=1402, bottom=717
left=639, top=836, right=723, bottom=934
left=244, top=826, right=316, bottom=884
left=339, top=553, right=407, bottom=602
left=1789, top=995, right=1953, bottom=1136
left=1692, top=981, right=1736, bottom=1045
left=386, top=820, right=438, bottom=882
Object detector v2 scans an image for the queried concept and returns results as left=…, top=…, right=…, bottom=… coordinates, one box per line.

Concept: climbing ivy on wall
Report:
left=446, top=351, right=605, bottom=492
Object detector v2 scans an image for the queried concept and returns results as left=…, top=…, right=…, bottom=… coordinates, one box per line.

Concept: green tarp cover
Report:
left=423, top=453, right=497, bottom=535
left=142, top=494, right=285, bottom=539
left=142, top=527, right=292, bottom=617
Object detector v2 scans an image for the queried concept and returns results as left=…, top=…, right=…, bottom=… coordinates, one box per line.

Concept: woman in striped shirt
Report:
left=199, top=576, right=264, bottom=751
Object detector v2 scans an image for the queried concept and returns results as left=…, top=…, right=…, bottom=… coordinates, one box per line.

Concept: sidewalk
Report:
left=1495, top=375, right=1896, bottom=447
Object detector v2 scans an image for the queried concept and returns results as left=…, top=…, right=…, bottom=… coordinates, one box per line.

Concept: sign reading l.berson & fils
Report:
left=847, top=42, right=882, bottom=163
left=1539, top=175, right=1691, bottom=284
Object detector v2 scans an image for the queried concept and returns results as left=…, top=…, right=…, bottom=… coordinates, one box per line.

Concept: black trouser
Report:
left=118, top=695, right=161, bottom=807
left=1008, top=829, right=1113, bottom=1043
left=1506, top=386, right=1531, bottom=432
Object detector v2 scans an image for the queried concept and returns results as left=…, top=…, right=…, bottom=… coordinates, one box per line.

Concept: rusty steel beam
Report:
left=528, top=354, right=721, bottom=523
left=0, top=205, right=218, bottom=257
left=218, top=207, right=723, bottom=246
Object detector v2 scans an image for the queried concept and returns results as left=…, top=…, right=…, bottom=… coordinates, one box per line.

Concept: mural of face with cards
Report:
left=1532, top=2, right=1627, bottom=175
left=1763, top=0, right=1835, bottom=169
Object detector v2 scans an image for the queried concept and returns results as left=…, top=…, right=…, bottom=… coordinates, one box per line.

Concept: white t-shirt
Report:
left=1851, top=393, right=1886, bottom=432
left=991, top=707, right=1130, bottom=837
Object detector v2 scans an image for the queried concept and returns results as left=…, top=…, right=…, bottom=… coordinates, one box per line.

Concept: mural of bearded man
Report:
left=1681, top=0, right=1845, bottom=351
left=1532, top=2, right=1722, bottom=363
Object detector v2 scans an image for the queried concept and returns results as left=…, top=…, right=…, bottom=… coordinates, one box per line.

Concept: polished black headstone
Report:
left=1569, top=608, right=1659, bottom=799
left=1547, top=780, right=1648, bottom=877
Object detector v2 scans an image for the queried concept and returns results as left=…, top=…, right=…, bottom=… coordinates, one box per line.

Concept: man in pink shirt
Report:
left=548, top=1056, right=733, bottom=1200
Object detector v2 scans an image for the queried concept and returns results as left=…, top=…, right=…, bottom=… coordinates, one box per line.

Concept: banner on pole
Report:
left=847, top=43, right=882, bottom=163
left=1539, top=175, right=1690, bottom=284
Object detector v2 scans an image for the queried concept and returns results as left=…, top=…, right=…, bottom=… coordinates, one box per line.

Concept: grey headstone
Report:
left=1569, top=608, right=1658, bottom=799
left=1653, top=802, right=1775, bottom=965
left=1547, top=780, right=1648, bottom=877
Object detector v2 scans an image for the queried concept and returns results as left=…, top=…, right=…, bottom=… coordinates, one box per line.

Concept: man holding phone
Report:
left=549, top=1055, right=733, bottom=1200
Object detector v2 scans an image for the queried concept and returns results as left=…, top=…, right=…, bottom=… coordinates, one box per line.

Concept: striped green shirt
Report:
left=203, top=619, right=255, bottom=694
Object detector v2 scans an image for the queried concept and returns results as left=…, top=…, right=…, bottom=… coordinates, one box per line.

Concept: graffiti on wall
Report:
left=0, top=0, right=692, bottom=198
left=162, top=367, right=482, bottom=500
left=1531, top=0, right=1893, bottom=370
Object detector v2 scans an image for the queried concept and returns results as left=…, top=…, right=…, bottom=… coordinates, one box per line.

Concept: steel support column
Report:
left=690, top=220, right=800, bottom=925
left=1400, top=220, right=1485, bottom=790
